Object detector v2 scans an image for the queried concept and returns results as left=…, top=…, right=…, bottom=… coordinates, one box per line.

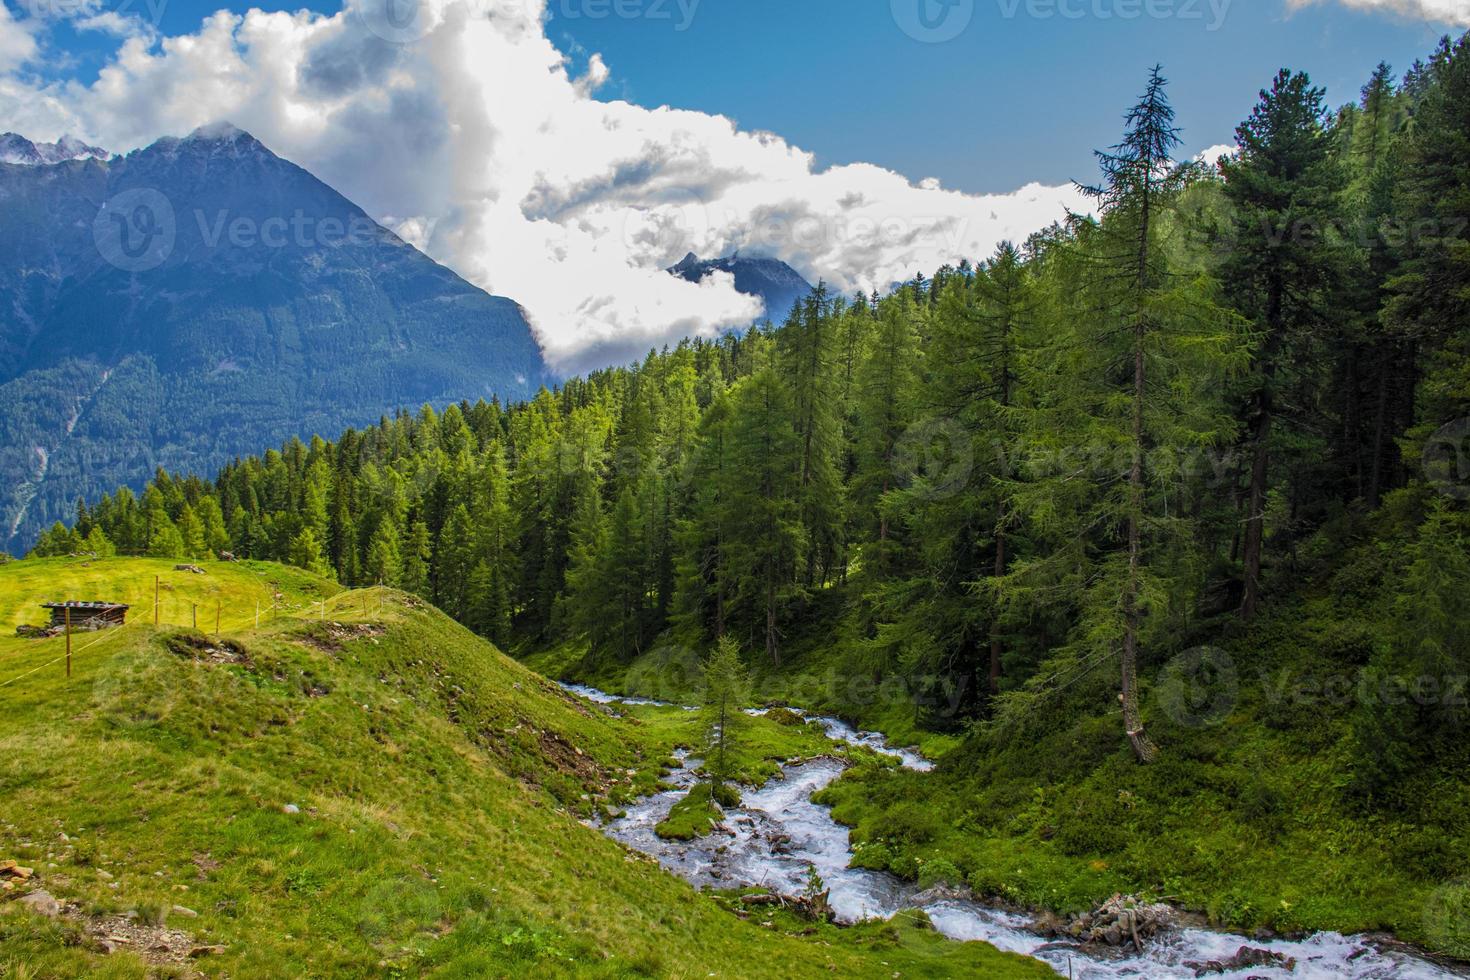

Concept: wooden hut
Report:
left=41, top=601, right=129, bottom=629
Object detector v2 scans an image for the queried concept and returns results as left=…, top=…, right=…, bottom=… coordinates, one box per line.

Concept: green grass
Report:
left=0, top=557, right=1049, bottom=978
left=523, top=632, right=962, bottom=762
left=655, top=783, right=722, bottom=841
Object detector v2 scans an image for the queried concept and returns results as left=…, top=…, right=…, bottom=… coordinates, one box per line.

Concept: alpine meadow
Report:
left=3, top=2, right=1470, bottom=978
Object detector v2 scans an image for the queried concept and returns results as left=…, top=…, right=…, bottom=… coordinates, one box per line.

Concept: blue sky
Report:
left=18, top=0, right=1458, bottom=192
left=3, top=0, right=1463, bottom=369
left=541, top=0, right=1451, bottom=192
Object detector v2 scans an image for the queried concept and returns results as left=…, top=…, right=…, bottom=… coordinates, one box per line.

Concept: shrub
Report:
left=871, top=802, right=943, bottom=846
left=917, top=858, right=964, bottom=890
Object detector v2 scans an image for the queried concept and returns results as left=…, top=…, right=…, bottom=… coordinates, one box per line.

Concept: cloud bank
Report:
left=0, top=0, right=1090, bottom=373
left=1287, top=0, right=1470, bottom=26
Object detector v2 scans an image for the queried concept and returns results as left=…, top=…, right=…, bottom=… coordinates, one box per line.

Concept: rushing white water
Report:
left=567, top=684, right=1463, bottom=979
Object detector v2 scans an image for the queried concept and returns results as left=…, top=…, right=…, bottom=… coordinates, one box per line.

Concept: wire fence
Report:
left=0, top=562, right=382, bottom=690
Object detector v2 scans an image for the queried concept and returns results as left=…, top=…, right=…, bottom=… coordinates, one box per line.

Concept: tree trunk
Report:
left=1240, top=276, right=1283, bottom=621
left=1124, top=315, right=1159, bottom=764
left=765, top=575, right=780, bottom=667
left=988, top=503, right=1006, bottom=698
left=1368, top=353, right=1389, bottom=509
left=1240, top=406, right=1272, bottom=620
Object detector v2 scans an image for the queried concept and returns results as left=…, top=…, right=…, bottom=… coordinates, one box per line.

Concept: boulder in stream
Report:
left=1185, top=944, right=1298, bottom=976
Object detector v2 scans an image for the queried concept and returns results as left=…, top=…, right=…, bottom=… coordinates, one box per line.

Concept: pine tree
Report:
left=1006, top=67, right=1245, bottom=762
left=365, top=519, right=402, bottom=586
left=288, top=527, right=332, bottom=579
left=178, top=504, right=207, bottom=559
left=1220, top=69, right=1341, bottom=620
left=702, top=634, right=750, bottom=789
left=779, top=285, right=846, bottom=588
left=196, top=496, right=230, bottom=558
left=401, top=521, right=432, bottom=598
left=723, top=363, right=802, bottom=664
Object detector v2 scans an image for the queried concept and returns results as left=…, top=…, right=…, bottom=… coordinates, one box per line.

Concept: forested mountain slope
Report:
left=0, top=124, right=547, bottom=554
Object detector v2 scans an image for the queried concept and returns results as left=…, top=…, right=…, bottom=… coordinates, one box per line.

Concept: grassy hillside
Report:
left=0, top=557, right=1048, bottom=978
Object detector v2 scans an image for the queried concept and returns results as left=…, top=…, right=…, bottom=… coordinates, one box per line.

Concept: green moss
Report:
left=655, top=783, right=723, bottom=841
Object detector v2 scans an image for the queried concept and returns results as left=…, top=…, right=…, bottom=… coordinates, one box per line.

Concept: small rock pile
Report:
left=0, top=860, right=35, bottom=893
left=1035, top=893, right=1177, bottom=950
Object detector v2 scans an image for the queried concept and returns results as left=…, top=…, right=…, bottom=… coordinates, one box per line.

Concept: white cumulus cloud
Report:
left=1286, top=0, right=1470, bottom=26
left=0, top=0, right=1089, bottom=374
left=0, top=1, right=39, bottom=73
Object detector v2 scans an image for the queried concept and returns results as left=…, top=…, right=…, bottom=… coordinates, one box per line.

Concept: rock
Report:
left=911, top=884, right=975, bottom=906
left=1032, top=910, right=1067, bottom=937
left=189, top=945, right=228, bottom=958
left=174, top=564, right=206, bottom=574
left=281, top=804, right=300, bottom=815
left=0, top=861, right=34, bottom=880
left=171, top=905, right=198, bottom=918
left=1186, top=945, right=1297, bottom=976
left=15, top=889, right=61, bottom=918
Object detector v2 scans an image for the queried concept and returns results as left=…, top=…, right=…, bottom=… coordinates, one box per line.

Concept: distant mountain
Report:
left=669, top=253, right=813, bottom=326
left=0, top=124, right=547, bottom=552
left=0, top=133, right=108, bottom=166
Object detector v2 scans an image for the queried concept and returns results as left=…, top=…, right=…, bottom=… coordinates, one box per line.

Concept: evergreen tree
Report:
left=702, top=634, right=750, bottom=789
left=1220, top=69, right=1342, bottom=620
left=365, top=518, right=403, bottom=586
left=288, top=527, right=332, bottom=579
left=401, top=521, right=432, bottom=598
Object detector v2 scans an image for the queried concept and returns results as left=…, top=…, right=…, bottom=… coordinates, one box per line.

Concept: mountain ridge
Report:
left=669, top=252, right=814, bottom=326
left=0, top=124, right=548, bottom=552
